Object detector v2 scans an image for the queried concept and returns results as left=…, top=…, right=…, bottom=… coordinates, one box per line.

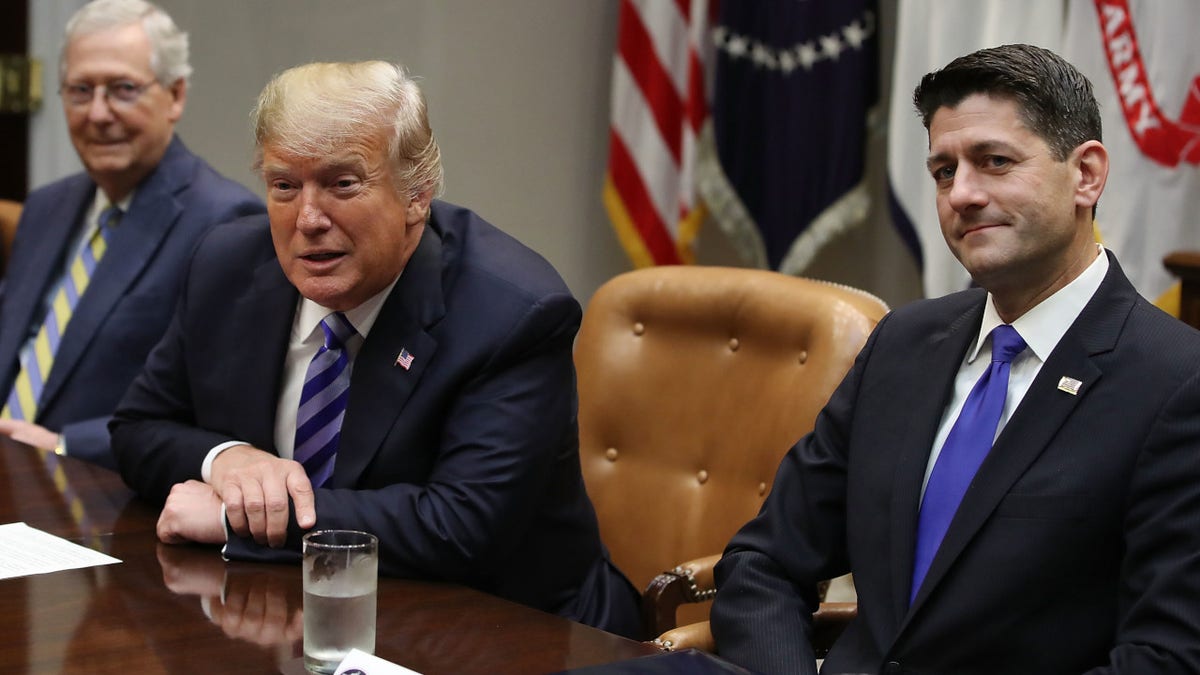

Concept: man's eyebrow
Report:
left=321, top=158, right=367, bottom=173
left=311, top=153, right=372, bottom=174
left=926, top=140, right=1018, bottom=170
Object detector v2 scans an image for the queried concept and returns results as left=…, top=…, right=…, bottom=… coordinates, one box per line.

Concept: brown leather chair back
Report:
left=0, top=200, right=21, bottom=277
left=576, top=266, right=887, bottom=621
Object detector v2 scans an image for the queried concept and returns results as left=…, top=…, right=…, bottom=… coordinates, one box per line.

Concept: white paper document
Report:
left=335, top=649, right=423, bottom=675
left=0, top=522, right=120, bottom=579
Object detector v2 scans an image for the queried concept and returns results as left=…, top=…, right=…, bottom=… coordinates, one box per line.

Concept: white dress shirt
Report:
left=200, top=276, right=399, bottom=481
left=920, top=246, right=1110, bottom=497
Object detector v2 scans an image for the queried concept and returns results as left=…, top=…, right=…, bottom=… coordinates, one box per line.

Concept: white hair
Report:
left=60, top=0, right=192, bottom=85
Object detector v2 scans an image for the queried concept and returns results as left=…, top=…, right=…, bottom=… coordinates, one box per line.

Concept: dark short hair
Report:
left=912, top=43, right=1101, bottom=161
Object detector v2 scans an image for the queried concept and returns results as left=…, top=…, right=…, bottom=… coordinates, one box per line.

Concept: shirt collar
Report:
left=965, top=245, right=1109, bottom=364
left=295, top=274, right=402, bottom=344
left=87, top=189, right=135, bottom=228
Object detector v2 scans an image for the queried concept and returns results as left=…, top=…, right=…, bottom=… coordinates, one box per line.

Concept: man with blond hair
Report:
left=112, top=61, right=640, bottom=636
left=0, top=0, right=262, bottom=467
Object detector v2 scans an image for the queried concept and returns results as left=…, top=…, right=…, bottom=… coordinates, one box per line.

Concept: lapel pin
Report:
left=395, top=348, right=415, bottom=370
left=1057, top=376, right=1082, bottom=396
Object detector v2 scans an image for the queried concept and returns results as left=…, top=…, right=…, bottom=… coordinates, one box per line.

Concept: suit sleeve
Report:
left=63, top=194, right=264, bottom=472
left=710, top=312, right=889, bottom=675
left=111, top=241, right=245, bottom=503
left=1087, top=367, right=1200, bottom=674
left=223, top=292, right=583, bottom=584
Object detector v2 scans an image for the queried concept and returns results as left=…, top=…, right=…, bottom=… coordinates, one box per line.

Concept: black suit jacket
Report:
left=111, top=201, right=640, bottom=636
left=0, top=136, right=264, bottom=466
left=712, top=254, right=1200, bottom=674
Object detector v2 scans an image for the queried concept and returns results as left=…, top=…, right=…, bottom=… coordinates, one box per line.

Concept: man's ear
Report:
left=166, top=78, right=187, bottom=123
left=406, top=188, right=433, bottom=226
left=1073, top=140, right=1108, bottom=211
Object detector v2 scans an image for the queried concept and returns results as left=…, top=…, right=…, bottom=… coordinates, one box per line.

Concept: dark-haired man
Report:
left=712, top=43, right=1200, bottom=674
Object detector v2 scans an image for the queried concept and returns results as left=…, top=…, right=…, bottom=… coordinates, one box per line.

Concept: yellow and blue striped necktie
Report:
left=2, top=205, right=122, bottom=421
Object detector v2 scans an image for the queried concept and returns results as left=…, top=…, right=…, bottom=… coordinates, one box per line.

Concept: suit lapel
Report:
left=888, top=299, right=984, bottom=621
left=225, top=256, right=297, bottom=452
left=39, top=139, right=194, bottom=412
left=0, top=177, right=93, bottom=388
left=330, top=224, right=445, bottom=488
left=903, top=256, right=1132, bottom=619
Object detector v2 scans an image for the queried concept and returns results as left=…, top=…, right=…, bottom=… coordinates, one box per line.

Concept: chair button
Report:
left=696, top=470, right=708, bottom=484
left=758, top=482, right=767, bottom=496
left=798, top=349, right=808, bottom=364
left=605, top=447, right=618, bottom=462
left=632, top=322, right=645, bottom=336
left=728, top=337, right=739, bottom=351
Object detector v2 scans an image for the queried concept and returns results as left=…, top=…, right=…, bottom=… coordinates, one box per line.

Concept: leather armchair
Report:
left=0, top=199, right=21, bottom=277
left=575, top=266, right=887, bottom=645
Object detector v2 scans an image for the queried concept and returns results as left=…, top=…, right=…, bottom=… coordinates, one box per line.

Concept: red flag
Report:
left=604, top=0, right=712, bottom=267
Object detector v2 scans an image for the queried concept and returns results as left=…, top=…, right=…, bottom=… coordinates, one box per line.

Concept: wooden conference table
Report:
left=0, top=437, right=659, bottom=673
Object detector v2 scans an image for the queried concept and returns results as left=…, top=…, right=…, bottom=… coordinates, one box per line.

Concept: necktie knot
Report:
left=990, top=324, right=1026, bottom=364
left=319, top=312, right=356, bottom=351
left=99, top=205, right=122, bottom=232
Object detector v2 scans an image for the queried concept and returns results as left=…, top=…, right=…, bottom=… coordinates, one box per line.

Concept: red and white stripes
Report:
left=604, top=0, right=711, bottom=267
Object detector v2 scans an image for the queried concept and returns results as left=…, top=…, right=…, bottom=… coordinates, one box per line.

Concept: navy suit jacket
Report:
left=111, top=201, right=640, bottom=636
left=0, top=137, right=263, bottom=467
left=712, top=254, right=1200, bottom=674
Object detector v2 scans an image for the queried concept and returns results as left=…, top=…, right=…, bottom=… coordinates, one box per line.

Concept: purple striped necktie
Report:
left=294, top=312, right=356, bottom=487
left=910, top=324, right=1027, bottom=605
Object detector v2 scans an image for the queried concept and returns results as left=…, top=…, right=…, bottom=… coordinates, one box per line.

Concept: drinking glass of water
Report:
left=302, top=529, right=379, bottom=674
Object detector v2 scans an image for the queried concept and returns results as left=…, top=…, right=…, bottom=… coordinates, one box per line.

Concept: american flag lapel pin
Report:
left=1056, top=376, right=1082, bottom=396
left=395, top=348, right=415, bottom=370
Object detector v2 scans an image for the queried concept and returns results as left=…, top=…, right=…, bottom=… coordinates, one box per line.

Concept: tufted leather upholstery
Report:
left=0, top=200, right=21, bottom=278
left=575, top=266, right=888, bottom=641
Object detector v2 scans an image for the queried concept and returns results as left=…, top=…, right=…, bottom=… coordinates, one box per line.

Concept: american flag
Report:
left=604, top=0, right=712, bottom=267
left=395, top=348, right=414, bottom=370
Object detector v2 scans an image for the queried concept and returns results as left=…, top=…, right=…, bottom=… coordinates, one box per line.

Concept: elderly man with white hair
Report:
left=0, top=0, right=263, bottom=467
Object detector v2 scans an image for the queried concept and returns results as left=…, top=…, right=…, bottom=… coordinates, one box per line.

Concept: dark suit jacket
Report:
left=0, top=136, right=264, bottom=467
left=712, top=254, right=1200, bottom=675
left=111, top=201, right=640, bottom=637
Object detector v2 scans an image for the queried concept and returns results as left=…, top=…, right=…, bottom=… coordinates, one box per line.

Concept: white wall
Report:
left=32, top=0, right=922, bottom=308
left=28, top=0, right=88, bottom=191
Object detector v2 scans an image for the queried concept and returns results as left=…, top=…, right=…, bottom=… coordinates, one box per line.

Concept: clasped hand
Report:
left=157, top=445, right=317, bottom=548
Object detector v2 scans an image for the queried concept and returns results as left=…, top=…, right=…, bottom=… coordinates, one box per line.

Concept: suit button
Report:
left=883, top=662, right=903, bottom=675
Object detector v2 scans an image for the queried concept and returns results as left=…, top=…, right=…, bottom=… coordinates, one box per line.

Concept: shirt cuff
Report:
left=202, top=441, right=250, bottom=483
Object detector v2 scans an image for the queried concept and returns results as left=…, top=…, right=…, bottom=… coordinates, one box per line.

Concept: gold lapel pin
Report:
left=1057, top=376, right=1082, bottom=396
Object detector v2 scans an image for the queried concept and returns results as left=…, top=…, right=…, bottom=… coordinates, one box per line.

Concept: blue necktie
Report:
left=3, top=205, right=121, bottom=421
left=910, top=324, right=1027, bottom=604
left=294, top=312, right=356, bottom=487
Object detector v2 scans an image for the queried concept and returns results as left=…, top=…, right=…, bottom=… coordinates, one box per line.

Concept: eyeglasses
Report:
left=59, top=80, right=160, bottom=107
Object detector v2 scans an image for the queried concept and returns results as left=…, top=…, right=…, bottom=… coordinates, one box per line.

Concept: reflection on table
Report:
left=0, top=437, right=658, bottom=673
